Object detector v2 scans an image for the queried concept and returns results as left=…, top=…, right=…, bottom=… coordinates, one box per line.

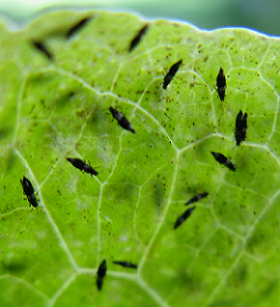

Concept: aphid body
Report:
left=216, top=67, right=226, bottom=101
left=66, top=158, right=98, bottom=176
left=31, top=41, right=53, bottom=61
left=174, top=206, right=196, bottom=229
left=129, top=24, right=149, bottom=52
left=20, top=176, right=39, bottom=208
left=66, top=17, right=92, bottom=39
left=109, top=107, right=135, bottom=133
left=185, top=192, right=208, bottom=206
left=113, top=261, right=138, bottom=269
left=211, top=152, right=236, bottom=171
left=235, top=110, right=247, bottom=146
left=163, top=59, right=182, bottom=89
left=97, top=259, right=107, bottom=291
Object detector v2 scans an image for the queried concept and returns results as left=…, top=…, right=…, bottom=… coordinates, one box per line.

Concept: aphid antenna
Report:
left=85, top=160, right=100, bottom=170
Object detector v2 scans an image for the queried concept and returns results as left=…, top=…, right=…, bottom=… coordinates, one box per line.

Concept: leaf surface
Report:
left=1, top=10, right=280, bottom=307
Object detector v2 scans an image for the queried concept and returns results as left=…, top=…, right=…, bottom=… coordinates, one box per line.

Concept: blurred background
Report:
left=1, top=0, right=280, bottom=36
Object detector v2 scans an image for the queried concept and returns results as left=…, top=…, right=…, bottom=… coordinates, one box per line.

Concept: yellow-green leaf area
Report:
left=1, top=9, right=280, bottom=307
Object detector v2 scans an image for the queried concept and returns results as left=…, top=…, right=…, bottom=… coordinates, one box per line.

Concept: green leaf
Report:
left=1, top=9, right=280, bottom=307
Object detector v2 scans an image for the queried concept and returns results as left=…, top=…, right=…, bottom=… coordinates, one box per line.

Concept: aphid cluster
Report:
left=173, top=192, right=208, bottom=229
left=20, top=176, right=39, bottom=208
left=18, top=16, right=255, bottom=298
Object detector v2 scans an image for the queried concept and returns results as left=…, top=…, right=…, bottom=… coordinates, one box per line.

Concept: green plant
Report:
left=1, top=10, right=280, bottom=307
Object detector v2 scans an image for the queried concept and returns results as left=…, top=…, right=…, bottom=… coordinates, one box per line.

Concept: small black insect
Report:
left=20, top=176, right=39, bottom=208
left=66, top=158, right=98, bottom=176
left=174, top=206, right=196, bottom=229
left=109, top=107, right=135, bottom=133
left=211, top=152, right=236, bottom=171
left=113, top=261, right=138, bottom=269
left=185, top=192, right=208, bottom=206
left=31, top=41, right=54, bottom=61
left=163, top=59, right=182, bottom=90
left=129, top=24, right=149, bottom=52
left=216, top=67, right=226, bottom=101
left=97, top=259, right=107, bottom=291
left=66, top=17, right=92, bottom=39
left=235, top=110, right=247, bottom=146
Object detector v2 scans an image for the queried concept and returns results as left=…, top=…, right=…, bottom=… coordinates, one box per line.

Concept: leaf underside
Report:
left=0, top=9, right=280, bottom=307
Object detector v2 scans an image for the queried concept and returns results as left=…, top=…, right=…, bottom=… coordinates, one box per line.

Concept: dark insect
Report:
left=174, top=206, right=196, bottom=229
left=163, top=59, right=182, bottom=89
left=66, top=158, right=98, bottom=176
left=211, top=152, right=236, bottom=171
left=20, top=176, right=39, bottom=208
left=31, top=41, right=54, bottom=61
left=235, top=110, right=248, bottom=146
left=97, top=259, right=107, bottom=291
left=109, top=107, right=135, bottom=133
left=185, top=192, right=208, bottom=206
left=113, top=261, right=138, bottom=269
left=129, top=24, right=149, bottom=52
left=66, top=17, right=92, bottom=39
left=216, top=67, right=226, bottom=101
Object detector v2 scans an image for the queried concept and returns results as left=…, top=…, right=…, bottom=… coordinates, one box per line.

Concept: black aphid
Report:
left=174, top=206, right=196, bottom=229
left=163, top=59, right=182, bottom=89
left=235, top=110, right=247, bottom=146
left=185, top=192, right=208, bottom=206
left=113, top=261, right=138, bottom=269
left=211, top=152, right=236, bottom=171
left=31, top=41, right=53, bottom=61
left=97, top=259, right=107, bottom=291
left=66, top=158, right=98, bottom=176
left=109, top=107, right=135, bottom=133
left=216, top=67, right=226, bottom=101
left=66, top=17, right=92, bottom=39
left=20, top=176, right=39, bottom=208
left=129, top=24, right=149, bottom=52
